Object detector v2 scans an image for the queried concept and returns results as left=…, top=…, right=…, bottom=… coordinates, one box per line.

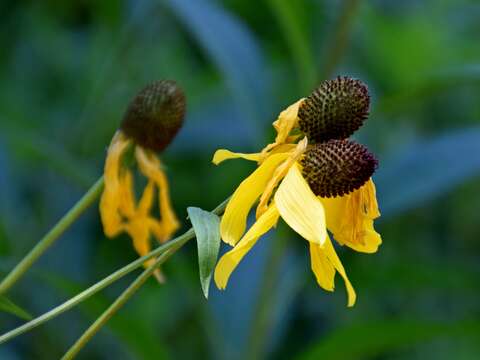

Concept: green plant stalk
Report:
left=61, top=198, right=230, bottom=358
left=0, top=197, right=229, bottom=345
left=321, top=0, right=361, bottom=80
left=0, top=228, right=194, bottom=345
left=265, top=0, right=317, bottom=92
left=61, top=247, right=179, bottom=360
left=245, top=231, right=288, bottom=360
left=0, top=176, right=105, bottom=295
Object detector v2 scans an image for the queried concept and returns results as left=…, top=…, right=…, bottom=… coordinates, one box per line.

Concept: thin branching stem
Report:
left=0, top=197, right=229, bottom=346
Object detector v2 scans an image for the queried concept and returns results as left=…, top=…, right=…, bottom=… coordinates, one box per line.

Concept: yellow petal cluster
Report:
left=212, top=98, right=381, bottom=307
left=100, top=131, right=179, bottom=277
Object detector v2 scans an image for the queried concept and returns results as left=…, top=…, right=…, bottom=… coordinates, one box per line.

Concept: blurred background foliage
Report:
left=1, top=0, right=480, bottom=359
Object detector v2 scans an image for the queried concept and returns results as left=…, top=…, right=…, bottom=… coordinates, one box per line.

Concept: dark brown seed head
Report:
left=300, top=139, right=378, bottom=198
left=121, top=80, right=186, bottom=152
left=298, top=77, right=370, bottom=143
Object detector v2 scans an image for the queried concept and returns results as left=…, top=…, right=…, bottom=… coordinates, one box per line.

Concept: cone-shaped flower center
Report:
left=300, top=139, right=378, bottom=198
left=121, top=80, right=186, bottom=152
left=298, top=77, right=370, bottom=143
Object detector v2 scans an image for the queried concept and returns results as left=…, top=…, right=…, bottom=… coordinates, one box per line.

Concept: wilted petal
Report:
left=309, top=242, right=335, bottom=291
left=214, top=205, right=280, bottom=290
left=220, top=153, right=289, bottom=246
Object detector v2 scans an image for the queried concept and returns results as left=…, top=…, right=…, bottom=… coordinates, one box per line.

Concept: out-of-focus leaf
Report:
left=0, top=295, right=32, bottom=321
left=265, top=0, right=316, bottom=92
left=377, top=65, right=480, bottom=115
left=298, top=319, right=480, bottom=360
left=188, top=207, right=221, bottom=299
left=376, top=127, right=480, bottom=217
left=164, top=0, right=270, bottom=144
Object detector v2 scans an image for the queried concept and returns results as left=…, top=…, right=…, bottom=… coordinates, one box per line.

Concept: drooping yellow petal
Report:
left=124, top=219, right=155, bottom=267
left=220, top=153, right=290, bottom=246
left=322, top=236, right=356, bottom=307
left=259, top=99, right=304, bottom=159
left=118, top=170, right=136, bottom=218
left=274, top=163, right=327, bottom=246
left=320, top=179, right=382, bottom=253
left=135, top=147, right=180, bottom=242
left=214, top=205, right=280, bottom=289
left=309, top=242, right=335, bottom=291
left=99, top=131, right=132, bottom=238
left=212, top=149, right=261, bottom=165
left=137, top=180, right=155, bottom=216
left=256, top=137, right=307, bottom=218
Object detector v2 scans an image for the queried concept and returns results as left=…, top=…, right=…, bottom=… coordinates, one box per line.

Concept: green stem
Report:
left=321, top=0, right=361, bottom=80
left=61, top=246, right=180, bottom=360
left=61, top=198, right=230, bottom=358
left=0, top=197, right=229, bottom=345
left=0, top=176, right=105, bottom=294
left=245, top=231, right=288, bottom=360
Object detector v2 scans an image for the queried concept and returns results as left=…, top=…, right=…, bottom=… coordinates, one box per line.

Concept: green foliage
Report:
left=187, top=207, right=221, bottom=298
left=0, top=296, right=32, bottom=321
left=298, top=319, right=480, bottom=360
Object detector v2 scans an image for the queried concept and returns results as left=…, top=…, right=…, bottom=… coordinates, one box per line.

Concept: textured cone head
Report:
left=298, top=77, right=370, bottom=143
left=121, top=80, right=186, bottom=152
left=300, top=139, right=378, bottom=198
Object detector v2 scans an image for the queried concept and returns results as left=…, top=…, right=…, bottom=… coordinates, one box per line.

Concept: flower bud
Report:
left=300, top=139, right=377, bottom=198
left=298, top=77, right=370, bottom=143
left=121, top=80, right=186, bottom=152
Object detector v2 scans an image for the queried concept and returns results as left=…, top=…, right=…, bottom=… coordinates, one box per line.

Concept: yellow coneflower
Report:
left=100, top=80, right=185, bottom=280
left=212, top=77, right=381, bottom=306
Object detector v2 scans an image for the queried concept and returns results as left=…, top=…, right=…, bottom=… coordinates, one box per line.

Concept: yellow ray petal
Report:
left=99, top=131, right=132, bottom=237
left=259, top=99, right=304, bottom=158
left=137, top=180, right=155, bottom=216
left=363, top=179, right=381, bottom=219
left=256, top=137, right=307, bottom=218
left=118, top=170, right=136, bottom=218
left=220, top=153, right=290, bottom=246
left=214, top=205, right=280, bottom=290
left=309, top=242, right=334, bottom=291
left=135, top=147, right=180, bottom=242
left=274, top=163, right=327, bottom=245
left=212, top=149, right=261, bottom=165
left=323, top=236, right=356, bottom=307
left=320, top=179, right=382, bottom=253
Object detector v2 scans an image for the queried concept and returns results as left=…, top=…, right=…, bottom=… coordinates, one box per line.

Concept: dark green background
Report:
left=1, top=0, right=479, bottom=359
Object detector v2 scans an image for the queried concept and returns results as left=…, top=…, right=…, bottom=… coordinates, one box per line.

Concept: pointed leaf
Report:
left=0, top=295, right=32, bottom=321
left=188, top=207, right=221, bottom=298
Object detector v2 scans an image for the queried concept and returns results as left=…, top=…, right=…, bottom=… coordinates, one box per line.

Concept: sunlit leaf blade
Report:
left=376, top=127, right=480, bottom=217
left=164, top=0, right=270, bottom=142
left=298, top=319, right=480, bottom=360
left=187, top=207, right=221, bottom=299
left=0, top=295, right=32, bottom=321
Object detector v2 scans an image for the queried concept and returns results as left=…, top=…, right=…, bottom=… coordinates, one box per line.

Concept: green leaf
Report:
left=0, top=295, right=32, bottom=321
left=298, top=319, right=480, bottom=360
left=187, top=207, right=221, bottom=299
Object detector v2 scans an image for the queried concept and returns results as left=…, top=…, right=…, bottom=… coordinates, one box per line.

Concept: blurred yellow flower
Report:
left=99, top=80, right=185, bottom=280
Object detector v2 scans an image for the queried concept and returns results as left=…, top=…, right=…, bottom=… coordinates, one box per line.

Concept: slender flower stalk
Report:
left=0, top=198, right=229, bottom=346
left=0, top=177, right=105, bottom=294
